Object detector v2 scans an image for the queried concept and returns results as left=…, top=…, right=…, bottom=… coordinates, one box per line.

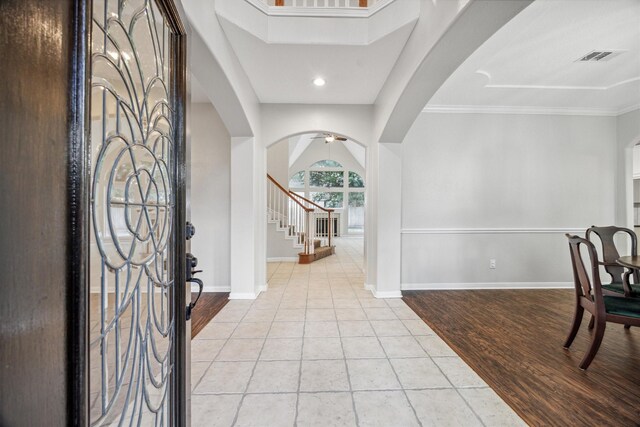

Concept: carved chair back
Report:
left=586, top=226, right=638, bottom=284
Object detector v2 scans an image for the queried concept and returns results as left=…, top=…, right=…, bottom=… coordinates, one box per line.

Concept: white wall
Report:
left=267, top=222, right=300, bottom=260
left=267, top=139, right=289, bottom=186
left=401, top=112, right=618, bottom=289
left=190, top=103, right=231, bottom=292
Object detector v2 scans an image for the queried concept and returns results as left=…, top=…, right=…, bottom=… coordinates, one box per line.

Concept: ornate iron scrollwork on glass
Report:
left=89, top=0, right=175, bottom=424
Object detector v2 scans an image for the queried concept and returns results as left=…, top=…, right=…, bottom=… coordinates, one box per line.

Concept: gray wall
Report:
left=190, top=103, right=231, bottom=291
left=616, top=108, right=640, bottom=227
left=401, top=112, right=617, bottom=289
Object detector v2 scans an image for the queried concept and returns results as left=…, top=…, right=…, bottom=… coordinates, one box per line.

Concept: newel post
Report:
left=328, top=210, right=332, bottom=247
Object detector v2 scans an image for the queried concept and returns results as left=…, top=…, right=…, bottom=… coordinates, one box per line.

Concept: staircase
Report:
left=267, top=174, right=335, bottom=264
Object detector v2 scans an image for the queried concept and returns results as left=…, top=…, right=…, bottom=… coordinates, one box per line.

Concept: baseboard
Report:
left=202, top=286, right=231, bottom=293
left=267, top=257, right=298, bottom=263
left=364, top=283, right=374, bottom=292
left=229, top=292, right=258, bottom=300
left=258, top=283, right=269, bottom=293
left=401, top=282, right=573, bottom=290
left=373, top=290, right=403, bottom=299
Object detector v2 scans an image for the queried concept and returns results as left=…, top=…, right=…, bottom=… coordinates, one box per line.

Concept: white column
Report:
left=367, top=142, right=402, bottom=298
left=254, top=139, right=267, bottom=294
left=230, top=136, right=267, bottom=299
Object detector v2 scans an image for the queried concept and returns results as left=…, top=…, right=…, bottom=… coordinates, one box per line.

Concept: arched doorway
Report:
left=265, top=131, right=369, bottom=285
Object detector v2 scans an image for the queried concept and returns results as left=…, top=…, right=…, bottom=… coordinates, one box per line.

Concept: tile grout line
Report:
left=191, top=308, right=249, bottom=394
left=191, top=385, right=491, bottom=397
left=293, top=268, right=308, bottom=427
left=332, top=262, right=361, bottom=427
left=229, top=287, right=275, bottom=427
left=356, top=292, right=425, bottom=427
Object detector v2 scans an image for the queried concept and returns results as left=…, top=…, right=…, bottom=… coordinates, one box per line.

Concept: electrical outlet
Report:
left=489, top=259, right=496, bottom=269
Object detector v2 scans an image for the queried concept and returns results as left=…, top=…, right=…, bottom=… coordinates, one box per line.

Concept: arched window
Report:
left=289, top=171, right=304, bottom=187
left=310, top=159, right=342, bottom=168
left=288, top=160, right=365, bottom=232
left=348, top=171, right=364, bottom=188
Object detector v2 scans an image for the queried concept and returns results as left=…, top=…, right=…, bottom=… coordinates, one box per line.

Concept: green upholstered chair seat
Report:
left=604, top=296, right=640, bottom=318
left=602, top=282, right=640, bottom=295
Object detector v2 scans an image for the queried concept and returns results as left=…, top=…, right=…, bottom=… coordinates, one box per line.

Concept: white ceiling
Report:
left=289, top=133, right=365, bottom=168
left=216, top=17, right=415, bottom=104
left=428, top=0, right=640, bottom=114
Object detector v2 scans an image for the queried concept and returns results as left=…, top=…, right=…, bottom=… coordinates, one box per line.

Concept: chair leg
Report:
left=588, top=315, right=595, bottom=330
left=579, top=320, right=606, bottom=370
left=563, top=305, right=584, bottom=349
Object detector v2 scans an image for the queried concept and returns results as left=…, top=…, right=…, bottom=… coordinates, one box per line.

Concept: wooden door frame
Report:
left=160, top=0, right=189, bottom=424
left=68, top=0, right=92, bottom=423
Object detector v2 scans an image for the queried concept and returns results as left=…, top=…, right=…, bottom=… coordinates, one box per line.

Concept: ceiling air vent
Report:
left=577, top=50, right=622, bottom=62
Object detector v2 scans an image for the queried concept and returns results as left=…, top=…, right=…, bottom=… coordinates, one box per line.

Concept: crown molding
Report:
left=618, top=103, right=640, bottom=116
left=421, top=104, right=638, bottom=117
left=483, top=76, right=640, bottom=92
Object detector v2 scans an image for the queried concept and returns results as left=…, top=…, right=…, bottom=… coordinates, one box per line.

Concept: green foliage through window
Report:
left=348, top=171, right=364, bottom=188
left=349, top=192, right=365, bottom=207
left=289, top=171, right=304, bottom=188
left=309, top=171, right=344, bottom=188
left=311, top=192, right=344, bottom=208
left=310, top=159, right=342, bottom=168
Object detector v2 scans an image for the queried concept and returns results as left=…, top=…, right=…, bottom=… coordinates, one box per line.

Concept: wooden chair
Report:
left=563, top=234, right=640, bottom=370
left=586, top=225, right=640, bottom=297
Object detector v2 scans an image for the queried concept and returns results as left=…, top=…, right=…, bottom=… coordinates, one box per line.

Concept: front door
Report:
left=89, top=0, right=187, bottom=424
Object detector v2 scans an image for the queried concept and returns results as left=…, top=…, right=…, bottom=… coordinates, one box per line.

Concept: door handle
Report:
left=186, top=252, right=204, bottom=321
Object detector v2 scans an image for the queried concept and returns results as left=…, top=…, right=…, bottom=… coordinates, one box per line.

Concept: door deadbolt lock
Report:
left=186, top=221, right=196, bottom=240
left=186, top=252, right=203, bottom=321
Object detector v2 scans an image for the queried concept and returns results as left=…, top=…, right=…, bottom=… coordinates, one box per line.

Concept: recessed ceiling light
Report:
left=313, top=77, right=326, bottom=87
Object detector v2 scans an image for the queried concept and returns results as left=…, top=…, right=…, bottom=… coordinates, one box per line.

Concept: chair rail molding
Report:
left=401, top=227, right=586, bottom=235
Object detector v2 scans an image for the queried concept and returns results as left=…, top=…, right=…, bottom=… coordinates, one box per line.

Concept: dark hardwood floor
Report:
left=190, top=292, right=229, bottom=338
left=403, top=289, right=640, bottom=427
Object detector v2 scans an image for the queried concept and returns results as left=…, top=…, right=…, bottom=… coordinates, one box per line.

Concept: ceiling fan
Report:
left=311, top=133, right=347, bottom=143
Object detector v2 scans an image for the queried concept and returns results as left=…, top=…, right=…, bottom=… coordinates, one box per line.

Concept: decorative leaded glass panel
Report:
left=89, top=0, right=176, bottom=424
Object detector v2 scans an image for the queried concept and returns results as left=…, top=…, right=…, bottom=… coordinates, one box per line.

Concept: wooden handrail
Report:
left=289, top=191, right=334, bottom=213
left=267, top=174, right=313, bottom=212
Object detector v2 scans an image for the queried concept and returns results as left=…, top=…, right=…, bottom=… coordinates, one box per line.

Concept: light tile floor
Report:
left=191, top=237, right=524, bottom=426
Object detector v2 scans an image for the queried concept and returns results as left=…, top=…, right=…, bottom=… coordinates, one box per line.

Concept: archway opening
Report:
left=265, top=131, right=368, bottom=283
left=629, top=141, right=640, bottom=233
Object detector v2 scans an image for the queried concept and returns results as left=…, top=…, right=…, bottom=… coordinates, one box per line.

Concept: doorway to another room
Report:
left=266, top=132, right=367, bottom=268
left=632, top=142, right=640, bottom=235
